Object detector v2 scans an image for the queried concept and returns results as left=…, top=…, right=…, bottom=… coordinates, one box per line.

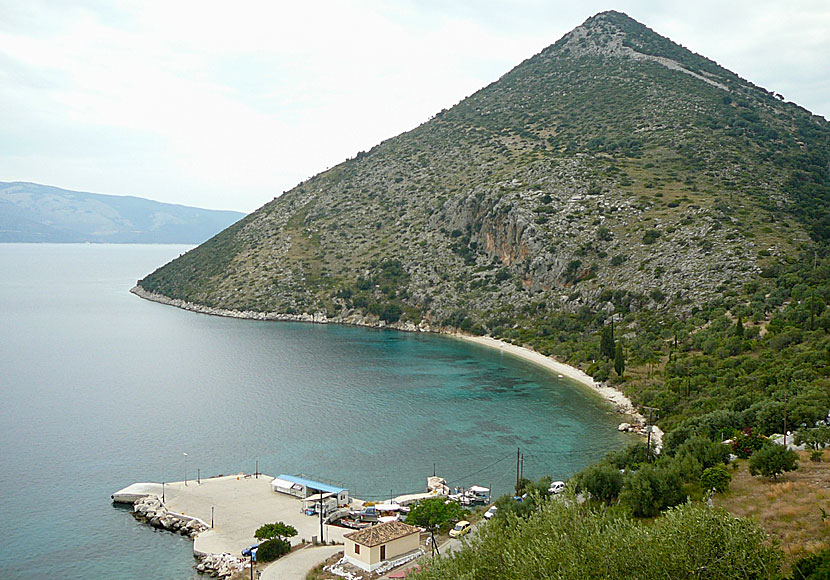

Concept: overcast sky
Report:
left=1, top=1, right=828, bottom=213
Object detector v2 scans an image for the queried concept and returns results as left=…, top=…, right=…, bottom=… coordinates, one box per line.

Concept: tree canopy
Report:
left=254, top=522, right=298, bottom=542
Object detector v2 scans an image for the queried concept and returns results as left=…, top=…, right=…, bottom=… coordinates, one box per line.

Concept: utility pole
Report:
left=516, top=447, right=521, bottom=492
left=519, top=453, right=524, bottom=482
left=319, top=493, right=324, bottom=545
left=643, top=407, right=660, bottom=463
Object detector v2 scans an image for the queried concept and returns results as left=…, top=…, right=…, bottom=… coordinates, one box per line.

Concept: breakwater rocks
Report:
left=195, top=553, right=248, bottom=578
left=132, top=495, right=208, bottom=538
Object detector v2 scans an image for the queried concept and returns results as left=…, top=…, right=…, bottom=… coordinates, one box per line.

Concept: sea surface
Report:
left=0, top=244, right=632, bottom=579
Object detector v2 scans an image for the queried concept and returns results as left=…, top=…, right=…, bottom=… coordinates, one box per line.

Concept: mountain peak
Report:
left=138, top=10, right=829, bottom=338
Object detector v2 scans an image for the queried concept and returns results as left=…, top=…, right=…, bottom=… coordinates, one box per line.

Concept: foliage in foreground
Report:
left=788, top=548, right=830, bottom=580
left=409, top=501, right=781, bottom=580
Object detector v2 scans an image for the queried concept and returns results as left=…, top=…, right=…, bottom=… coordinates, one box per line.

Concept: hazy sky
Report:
left=1, top=1, right=828, bottom=213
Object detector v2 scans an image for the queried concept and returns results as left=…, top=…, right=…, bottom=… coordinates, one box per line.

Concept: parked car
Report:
left=241, top=543, right=259, bottom=557
left=484, top=505, right=498, bottom=520
left=548, top=481, right=566, bottom=494
left=449, top=520, right=471, bottom=538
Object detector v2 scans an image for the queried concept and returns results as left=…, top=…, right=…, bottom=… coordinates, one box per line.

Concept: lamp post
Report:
left=162, top=481, right=165, bottom=503
left=184, top=452, right=188, bottom=486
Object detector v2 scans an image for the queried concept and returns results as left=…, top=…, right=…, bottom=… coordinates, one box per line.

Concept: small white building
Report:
left=343, top=521, right=421, bottom=572
left=271, top=474, right=350, bottom=506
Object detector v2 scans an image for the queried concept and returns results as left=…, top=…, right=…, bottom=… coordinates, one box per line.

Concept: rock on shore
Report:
left=195, top=552, right=248, bottom=578
left=132, top=495, right=209, bottom=538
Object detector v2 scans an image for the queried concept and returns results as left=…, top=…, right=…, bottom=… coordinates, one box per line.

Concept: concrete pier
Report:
left=113, top=473, right=348, bottom=556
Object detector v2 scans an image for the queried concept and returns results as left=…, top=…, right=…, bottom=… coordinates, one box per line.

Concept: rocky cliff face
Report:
left=137, top=11, right=828, bottom=336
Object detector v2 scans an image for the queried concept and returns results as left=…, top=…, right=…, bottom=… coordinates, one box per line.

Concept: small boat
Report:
left=339, top=517, right=373, bottom=530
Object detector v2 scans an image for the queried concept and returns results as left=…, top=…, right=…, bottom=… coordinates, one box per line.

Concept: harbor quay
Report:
left=113, top=473, right=349, bottom=557
left=112, top=471, right=467, bottom=578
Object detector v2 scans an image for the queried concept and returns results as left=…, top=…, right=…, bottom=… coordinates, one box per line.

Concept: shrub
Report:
left=256, top=538, right=290, bottom=562
left=794, top=426, right=830, bottom=450
left=731, top=427, right=768, bottom=459
left=642, top=229, right=661, bottom=244
left=748, top=444, right=799, bottom=479
left=789, top=548, right=830, bottom=580
left=810, top=449, right=823, bottom=462
left=408, top=501, right=780, bottom=580
left=573, top=462, right=624, bottom=504
left=620, top=464, right=685, bottom=518
left=675, top=436, right=730, bottom=469
left=700, top=464, right=732, bottom=493
left=605, top=442, right=653, bottom=469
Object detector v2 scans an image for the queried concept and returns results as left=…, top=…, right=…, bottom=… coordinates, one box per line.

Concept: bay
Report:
left=0, top=244, right=630, bottom=578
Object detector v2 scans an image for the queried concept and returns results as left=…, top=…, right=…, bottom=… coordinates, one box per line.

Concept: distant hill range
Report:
left=0, top=182, right=245, bottom=244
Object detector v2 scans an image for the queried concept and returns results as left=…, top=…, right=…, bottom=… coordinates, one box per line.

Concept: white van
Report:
left=548, top=481, right=565, bottom=494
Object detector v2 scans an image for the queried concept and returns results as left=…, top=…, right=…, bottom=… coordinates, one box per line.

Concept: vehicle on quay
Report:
left=449, top=520, right=471, bottom=538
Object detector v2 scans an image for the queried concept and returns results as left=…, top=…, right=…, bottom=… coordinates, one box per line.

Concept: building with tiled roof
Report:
left=343, top=521, right=421, bottom=571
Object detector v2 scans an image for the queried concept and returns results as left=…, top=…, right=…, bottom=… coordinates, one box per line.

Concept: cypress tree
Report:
left=600, top=325, right=615, bottom=359
left=614, top=341, right=625, bottom=378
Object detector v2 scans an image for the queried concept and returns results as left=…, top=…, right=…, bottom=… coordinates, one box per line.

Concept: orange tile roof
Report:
left=343, top=521, right=420, bottom=547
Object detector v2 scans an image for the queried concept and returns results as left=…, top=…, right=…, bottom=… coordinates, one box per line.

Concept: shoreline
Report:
left=131, top=285, right=661, bottom=447
left=453, top=334, right=661, bottom=446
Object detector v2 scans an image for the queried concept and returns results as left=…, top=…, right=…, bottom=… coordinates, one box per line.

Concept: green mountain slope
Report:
left=138, top=11, right=830, bottom=429
left=0, top=181, right=246, bottom=243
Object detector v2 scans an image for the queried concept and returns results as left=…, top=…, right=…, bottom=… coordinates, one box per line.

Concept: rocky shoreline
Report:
left=131, top=495, right=246, bottom=578
left=130, top=285, right=661, bottom=446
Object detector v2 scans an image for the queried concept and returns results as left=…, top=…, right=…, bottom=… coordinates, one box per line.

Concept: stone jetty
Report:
left=132, top=495, right=209, bottom=538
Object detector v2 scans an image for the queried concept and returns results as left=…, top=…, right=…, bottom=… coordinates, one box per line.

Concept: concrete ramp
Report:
left=111, top=482, right=163, bottom=503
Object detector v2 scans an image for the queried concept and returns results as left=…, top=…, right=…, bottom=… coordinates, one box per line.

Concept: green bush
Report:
left=409, top=501, right=780, bottom=580
left=620, top=464, right=685, bottom=518
left=255, top=522, right=298, bottom=541
left=700, top=464, right=732, bottom=493
left=573, top=462, right=624, bottom=504
left=675, top=435, right=730, bottom=469
left=788, top=548, right=830, bottom=580
left=604, top=442, right=652, bottom=469
left=748, top=444, right=799, bottom=479
left=256, top=538, right=290, bottom=562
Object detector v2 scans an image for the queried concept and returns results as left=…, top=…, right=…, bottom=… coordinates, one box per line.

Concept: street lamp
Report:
left=184, top=452, right=188, bottom=486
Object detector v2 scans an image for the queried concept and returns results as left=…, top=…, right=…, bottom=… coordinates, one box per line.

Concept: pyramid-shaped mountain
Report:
left=136, top=11, right=830, bottom=336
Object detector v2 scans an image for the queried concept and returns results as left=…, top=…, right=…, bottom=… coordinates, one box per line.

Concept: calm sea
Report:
left=0, top=244, right=630, bottom=579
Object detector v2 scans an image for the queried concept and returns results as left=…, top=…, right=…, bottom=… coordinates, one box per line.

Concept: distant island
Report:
left=0, top=181, right=246, bottom=244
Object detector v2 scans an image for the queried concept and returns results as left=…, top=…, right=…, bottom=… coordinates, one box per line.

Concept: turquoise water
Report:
left=0, top=244, right=631, bottom=578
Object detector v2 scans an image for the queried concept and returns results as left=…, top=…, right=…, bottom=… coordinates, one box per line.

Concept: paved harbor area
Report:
left=157, top=473, right=348, bottom=555
left=261, top=544, right=343, bottom=580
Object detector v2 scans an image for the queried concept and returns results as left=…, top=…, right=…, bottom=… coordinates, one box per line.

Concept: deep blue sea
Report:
left=0, top=244, right=631, bottom=579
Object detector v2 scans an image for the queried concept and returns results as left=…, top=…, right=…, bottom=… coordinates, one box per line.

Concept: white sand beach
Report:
left=455, top=334, right=663, bottom=448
